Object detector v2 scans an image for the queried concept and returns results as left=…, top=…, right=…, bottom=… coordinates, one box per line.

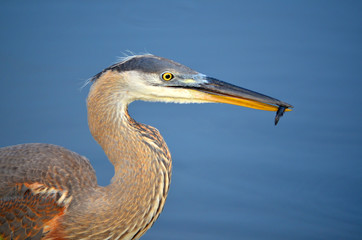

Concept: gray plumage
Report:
left=0, top=54, right=292, bottom=240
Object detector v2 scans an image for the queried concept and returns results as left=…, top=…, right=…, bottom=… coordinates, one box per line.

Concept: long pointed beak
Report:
left=192, top=77, right=293, bottom=125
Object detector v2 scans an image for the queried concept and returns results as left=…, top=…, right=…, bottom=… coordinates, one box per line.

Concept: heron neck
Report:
left=80, top=71, right=171, bottom=239
left=86, top=71, right=172, bottom=177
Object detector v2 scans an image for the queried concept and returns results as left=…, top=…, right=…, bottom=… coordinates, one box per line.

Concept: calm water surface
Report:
left=0, top=1, right=361, bottom=239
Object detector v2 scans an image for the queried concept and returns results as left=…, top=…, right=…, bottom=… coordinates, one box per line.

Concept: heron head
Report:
left=91, top=54, right=293, bottom=124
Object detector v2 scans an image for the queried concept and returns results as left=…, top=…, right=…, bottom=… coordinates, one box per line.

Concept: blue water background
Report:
left=0, top=1, right=361, bottom=239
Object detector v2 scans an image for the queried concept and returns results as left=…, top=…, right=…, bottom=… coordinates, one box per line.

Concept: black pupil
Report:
left=165, top=73, right=171, bottom=80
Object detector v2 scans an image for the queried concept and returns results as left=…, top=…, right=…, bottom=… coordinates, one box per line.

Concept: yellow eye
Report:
left=161, top=72, right=174, bottom=81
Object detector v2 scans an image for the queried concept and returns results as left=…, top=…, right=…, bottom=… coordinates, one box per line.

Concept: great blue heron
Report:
left=0, top=54, right=293, bottom=240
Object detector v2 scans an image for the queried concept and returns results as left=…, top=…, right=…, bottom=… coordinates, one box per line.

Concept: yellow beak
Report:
left=187, top=77, right=293, bottom=125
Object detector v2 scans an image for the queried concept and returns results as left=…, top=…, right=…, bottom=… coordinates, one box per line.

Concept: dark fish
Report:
left=275, top=106, right=286, bottom=125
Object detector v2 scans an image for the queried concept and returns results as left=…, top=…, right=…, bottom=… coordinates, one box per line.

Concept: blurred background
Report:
left=0, top=1, right=361, bottom=239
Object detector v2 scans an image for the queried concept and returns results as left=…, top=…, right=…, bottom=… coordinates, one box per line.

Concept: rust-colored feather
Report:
left=0, top=183, right=68, bottom=240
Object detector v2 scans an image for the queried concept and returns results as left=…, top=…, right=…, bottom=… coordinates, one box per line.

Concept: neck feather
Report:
left=63, top=70, right=172, bottom=239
